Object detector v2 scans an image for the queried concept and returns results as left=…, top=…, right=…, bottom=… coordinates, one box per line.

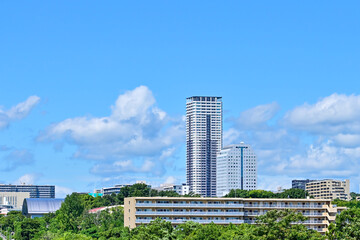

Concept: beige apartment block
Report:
left=124, top=197, right=346, bottom=233
left=306, top=179, right=350, bottom=201
left=0, top=192, right=30, bottom=209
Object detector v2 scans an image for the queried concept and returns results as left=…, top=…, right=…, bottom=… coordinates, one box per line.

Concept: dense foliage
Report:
left=224, top=188, right=309, bottom=199
left=1, top=185, right=360, bottom=239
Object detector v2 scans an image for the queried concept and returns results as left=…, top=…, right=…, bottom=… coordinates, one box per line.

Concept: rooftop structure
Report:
left=22, top=198, right=64, bottom=218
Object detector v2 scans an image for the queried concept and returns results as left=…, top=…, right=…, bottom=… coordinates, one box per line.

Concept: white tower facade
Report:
left=186, top=96, right=222, bottom=197
left=216, top=143, right=257, bottom=197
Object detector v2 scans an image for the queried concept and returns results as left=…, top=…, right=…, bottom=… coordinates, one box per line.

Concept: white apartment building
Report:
left=306, top=179, right=351, bottom=201
left=186, top=96, right=222, bottom=197
left=124, top=197, right=346, bottom=233
left=216, top=143, right=257, bottom=196
left=157, top=184, right=190, bottom=195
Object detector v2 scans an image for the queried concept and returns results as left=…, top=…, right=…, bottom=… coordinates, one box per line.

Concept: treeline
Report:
left=81, top=183, right=201, bottom=209
left=224, top=188, right=308, bottom=199
left=1, top=191, right=360, bottom=239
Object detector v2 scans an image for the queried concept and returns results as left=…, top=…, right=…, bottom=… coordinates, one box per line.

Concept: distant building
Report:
left=292, top=179, right=315, bottom=190
left=186, top=96, right=223, bottom=197
left=306, top=179, right=351, bottom=201
left=102, top=182, right=151, bottom=195
left=0, top=184, right=55, bottom=198
left=156, top=183, right=190, bottom=195
left=22, top=198, right=64, bottom=218
left=0, top=192, right=30, bottom=209
left=216, top=143, right=257, bottom=197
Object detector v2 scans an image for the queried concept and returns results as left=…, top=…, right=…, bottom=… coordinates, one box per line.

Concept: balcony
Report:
left=136, top=203, right=244, bottom=208
left=136, top=211, right=245, bottom=216
left=243, top=204, right=323, bottom=209
left=135, top=219, right=245, bottom=224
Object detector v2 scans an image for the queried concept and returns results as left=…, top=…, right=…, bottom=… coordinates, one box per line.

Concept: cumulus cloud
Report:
left=0, top=96, right=40, bottom=129
left=55, top=185, right=74, bottom=198
left=2, top=149, right=35, bottom=171
left=284, top=93, right=360, bottom=135
left=226, top=94, right=360, bottom=191
left=13, top=173, right=41, bottom=185
left=38, top=86, right=184, bottom=176
left=233, top=102, right=280, bottom=130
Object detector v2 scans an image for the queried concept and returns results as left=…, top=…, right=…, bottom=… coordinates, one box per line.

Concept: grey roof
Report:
left=22, top=198, right=64, bottom=215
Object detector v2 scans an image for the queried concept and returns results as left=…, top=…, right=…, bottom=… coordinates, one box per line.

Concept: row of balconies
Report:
left=134, top=218, right=328, bottom=227
left=135, top=203, right=325, bottom=208
left=135, top=211, right=326, bottom=217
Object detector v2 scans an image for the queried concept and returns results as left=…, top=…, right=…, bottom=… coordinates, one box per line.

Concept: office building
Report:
left=0, top=184, right=55, bottom=198
left=0, top=192, right=30, bottom=210
left=216, top=143, right=257, bottom=196
left=124, top=196, right=346, bottom=233
left=186, top=96, right=222, bottom=197
left=306, top=179, right=351, bottom=201
left=292, top=179, right=315, bottom=190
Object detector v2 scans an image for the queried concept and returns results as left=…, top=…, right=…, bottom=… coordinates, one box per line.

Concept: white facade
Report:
left=216, top=143, right=257, bottom=197
left=157, top=184, right=190, bottom=195
left=186, top=96, right=223, bottom=197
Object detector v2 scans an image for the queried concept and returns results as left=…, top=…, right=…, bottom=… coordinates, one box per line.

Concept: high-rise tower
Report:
left=186, top=96, right=222, bottom=197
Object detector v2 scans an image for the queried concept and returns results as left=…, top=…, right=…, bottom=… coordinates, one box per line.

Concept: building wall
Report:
left=124, top=197, right=345, bottom=233
left=292, top=179, right=315, bottom=190
left=0, top=192, right=30, bottom=209
left=306, top=179, right=350, bottom=201
left=186, top=96, right=222, bottom=197
left=216, top=143, right=257, bottom=196
left=0, top=185, right=55, bottom=198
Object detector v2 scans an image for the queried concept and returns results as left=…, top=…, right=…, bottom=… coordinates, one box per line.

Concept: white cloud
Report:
left=226, top=94, right=360, bottom=192
left=55, top=185, right=74, bottom=198
left=38, top=86, right=184, bottom=176
left=0, top=96, right=40, bottom=129
left=13, top=173, right=40, bottom=185
left=164, top=176, right=176, bottom=185
left=234, top=102, right=280, bottom=129
left=284, top=93, right=360, bottom=134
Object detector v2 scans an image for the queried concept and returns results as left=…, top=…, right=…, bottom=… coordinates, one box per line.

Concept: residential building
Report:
left=155, top=183, right=190, bottom=195
left=306, top=179, right=350, bottom=201
left=292, top=179, right=315, bottom=190
left=216, top=143, right=257, bottom=196
left=186, top=96, right=223, bottom=197
left=0, top=184, right=55, bottom=198
left=124, top=197, right=346, bottom=233
left=0, top=192, right=30, bottom=209
left=102, top=182, right=151, bottom=195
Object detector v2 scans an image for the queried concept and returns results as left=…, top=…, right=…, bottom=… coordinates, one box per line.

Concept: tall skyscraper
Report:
left=186, top=96, right=222, bottom=197
left=216, top=143, right=257, bottom=197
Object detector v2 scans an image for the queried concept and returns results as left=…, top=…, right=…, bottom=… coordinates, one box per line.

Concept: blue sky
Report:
left=1, top=1, right=359, bottom=197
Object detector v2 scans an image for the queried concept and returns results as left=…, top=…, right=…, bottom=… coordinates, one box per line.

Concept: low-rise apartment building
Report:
left=124, top=197, right=345, bottom=233
left=306, top=179, right=350, bottom=201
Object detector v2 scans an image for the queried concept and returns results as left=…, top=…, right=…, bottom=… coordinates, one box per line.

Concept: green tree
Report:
left=14, top=217, right=42, bottom=240
left=335, top=208, right=360, bottom=239
left=255, top=209, right=324, bottom=240
left=55, top=193, right=85, bottom=232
